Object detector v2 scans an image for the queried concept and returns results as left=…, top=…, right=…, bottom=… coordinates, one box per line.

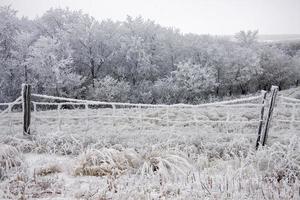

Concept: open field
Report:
left=0, top=90, right=300, bottom=199
left=1, top=2, right=300, bottom=199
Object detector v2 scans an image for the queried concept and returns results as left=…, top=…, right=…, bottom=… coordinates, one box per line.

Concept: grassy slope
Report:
left=279, top=86, right=300, bottom=99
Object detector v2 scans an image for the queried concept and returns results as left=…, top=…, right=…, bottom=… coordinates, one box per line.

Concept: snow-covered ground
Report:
left=0, top=90, right=300, bottom=199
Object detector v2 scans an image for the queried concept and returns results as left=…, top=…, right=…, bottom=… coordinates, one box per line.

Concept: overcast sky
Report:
left=1, top=0, right=300, bottom=35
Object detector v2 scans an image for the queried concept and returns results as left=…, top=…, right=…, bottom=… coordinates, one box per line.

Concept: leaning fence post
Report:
left=22, top=84, right=31, bottom=135
left=255, top=90, right=267, bottom=150
left=261, top=86, right=278, bottom=147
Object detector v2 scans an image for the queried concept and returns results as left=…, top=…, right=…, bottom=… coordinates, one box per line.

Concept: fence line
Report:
left=280, top=102, right=300, bottom=106
left=275, top=95, right=300, bottom=132
left=1, top=84, right=300, bottom=150
left=0, top=88, right=269, bottom=131
left=275, top=119, right=300, bottom=123
left=279, top=96, right=300, bottom=103
left=30, top=89, right=265, bottom=147
left=31, top=101, right=261, bottom=108
left=30, top=92, right=263, bottom=130
left=31, top=113, right=261, bottom=123
left=31, top=93, right=262, bottom=108
left=0, top=96, right=22, bottom=114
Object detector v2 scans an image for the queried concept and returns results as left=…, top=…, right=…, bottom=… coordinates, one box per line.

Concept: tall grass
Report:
left=0, top=126, right=299, bottom=199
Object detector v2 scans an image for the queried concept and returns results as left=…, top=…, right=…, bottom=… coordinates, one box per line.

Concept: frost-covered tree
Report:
left=226, top=45, right=262, bottom=94
left=124, top=36, right=159, bottom=84
left=26, top=36, right=81, bottom=96
left=91, top=76, right=130, bottom=102
left=234, top=30, right=258, bottom=47
left=153, top=77, right=180, bottom=104
left=0, top=5, right=299, bottom=103
left=0, top=6, right=21, bottom=101
left=14, top=31, right=36, bottom=83
left=258, top=46, right=295, bottom=90
left=170, top=61, right=217, bottom=103
left=68, top=14, right=108, bottom=87
left=292, top=51, right=300, bottom=86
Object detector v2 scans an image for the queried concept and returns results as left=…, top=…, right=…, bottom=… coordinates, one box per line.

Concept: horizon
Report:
left=1, top=0, right=300, bottom=35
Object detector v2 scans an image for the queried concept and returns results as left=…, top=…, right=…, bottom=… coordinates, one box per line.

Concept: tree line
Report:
left=0, top=6, right=300, bottom=103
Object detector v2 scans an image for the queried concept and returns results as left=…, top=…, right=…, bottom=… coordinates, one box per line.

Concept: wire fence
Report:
left=0, top=85, right=299, bottom=145
left=271, top=95, right=300, bottom=132
left=0, top=96, right=23, bottom=135
left=0, top=91, right=263, bottom=136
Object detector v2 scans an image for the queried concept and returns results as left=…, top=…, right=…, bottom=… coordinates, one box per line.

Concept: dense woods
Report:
left=0, top=6, right=300, bottom=103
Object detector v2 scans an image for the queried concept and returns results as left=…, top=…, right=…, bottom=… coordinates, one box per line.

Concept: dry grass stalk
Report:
left=0, top=144, right=23, bottom=172
left=74, top=148, right=135, bottom=177
left=35, top=164, right=62, bottom=176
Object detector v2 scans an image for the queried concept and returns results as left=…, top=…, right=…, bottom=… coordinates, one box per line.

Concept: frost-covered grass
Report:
left=0, top=102, right=299, bottom=199
left=0, top=144, right=24, bottom=180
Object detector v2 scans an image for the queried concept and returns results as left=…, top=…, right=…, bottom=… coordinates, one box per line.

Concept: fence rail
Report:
left=31, top=93, right=262, bottom=108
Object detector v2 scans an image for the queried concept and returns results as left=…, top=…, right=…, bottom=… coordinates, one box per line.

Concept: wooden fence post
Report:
left=261, top=86, right=278, bottom=147
left=22, top=84, right=31, bottom=135
left=255, top=90, right=267, bottom=150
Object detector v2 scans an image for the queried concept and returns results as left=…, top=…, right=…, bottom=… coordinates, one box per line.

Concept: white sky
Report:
left=1, top=0, right=300, bottom=35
